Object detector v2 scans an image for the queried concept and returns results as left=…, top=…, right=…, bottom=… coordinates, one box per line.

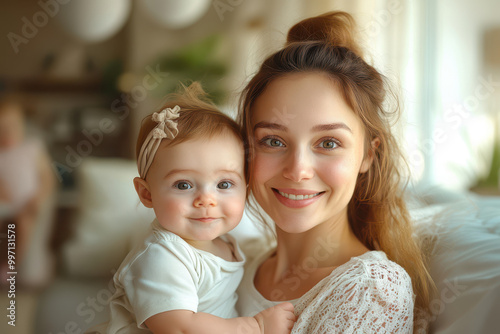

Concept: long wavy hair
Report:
left=237, top=11, right=434, bottom=324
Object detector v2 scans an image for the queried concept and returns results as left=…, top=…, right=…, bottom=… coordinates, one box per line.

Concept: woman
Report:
left=236, top=11, right=434, bottom=333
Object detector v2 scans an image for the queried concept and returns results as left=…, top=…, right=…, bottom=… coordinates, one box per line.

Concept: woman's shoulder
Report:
left=308, top=250, right=414, bottom=302
left=350, top=251, right=412, bottom=285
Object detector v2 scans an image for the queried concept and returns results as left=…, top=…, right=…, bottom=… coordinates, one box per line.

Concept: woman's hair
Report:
left=136, top=82, right=246, bottom=179
left=238, top=11, right=434, bottom=322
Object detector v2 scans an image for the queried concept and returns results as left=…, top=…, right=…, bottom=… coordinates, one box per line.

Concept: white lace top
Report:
left=237, top=248, right=415, bottom=333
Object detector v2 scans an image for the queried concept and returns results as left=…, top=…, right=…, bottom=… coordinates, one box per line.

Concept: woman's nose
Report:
left=193, top=191, right=217, bottom=208
left=282, top=148, right=314, bottom=182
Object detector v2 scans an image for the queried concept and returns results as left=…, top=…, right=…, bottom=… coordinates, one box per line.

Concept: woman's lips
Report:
left=272, top=188, right=324, bottom=208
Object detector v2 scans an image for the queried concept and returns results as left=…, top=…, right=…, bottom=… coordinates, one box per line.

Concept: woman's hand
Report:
left=254, top=302, right=296, bottom=334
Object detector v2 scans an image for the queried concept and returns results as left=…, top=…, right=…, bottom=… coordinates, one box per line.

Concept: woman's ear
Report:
left=360, top=137, right=381, bottom=173
left=133, top=177, right=153, bottom=208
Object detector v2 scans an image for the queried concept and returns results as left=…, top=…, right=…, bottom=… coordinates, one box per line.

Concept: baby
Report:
left=101, top=83, right=295, bottom=334
left=0, top=97, right=54, bottom=286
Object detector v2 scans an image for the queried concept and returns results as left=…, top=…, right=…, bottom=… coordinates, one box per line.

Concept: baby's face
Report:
left=146, top=133, right=246, bottom=244
left=0, top=107, right=25, bottom=149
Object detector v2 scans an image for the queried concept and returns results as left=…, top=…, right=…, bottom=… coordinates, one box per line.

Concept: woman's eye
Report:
left=217, top=181, right=233, bottom=189
left=319, top=139, right=338, bottom=149
left=261, top=137, right=285, bottom=147
left=175, top=181, right=192, bottom=190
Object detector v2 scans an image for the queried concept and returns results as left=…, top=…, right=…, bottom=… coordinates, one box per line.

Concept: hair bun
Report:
left=286, top=11, right=363, bottom=57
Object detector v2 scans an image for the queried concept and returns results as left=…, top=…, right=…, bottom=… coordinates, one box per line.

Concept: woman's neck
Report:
left=271, top=213, right=369, bottom=282
left=253, top=212, right=371, bottom=301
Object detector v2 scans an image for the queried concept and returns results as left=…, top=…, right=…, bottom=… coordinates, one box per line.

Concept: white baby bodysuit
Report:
left=105, top=219, right=245, bottom=333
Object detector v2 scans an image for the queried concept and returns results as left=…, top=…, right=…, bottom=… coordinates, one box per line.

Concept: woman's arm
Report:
left=145, top=303, right=295, bottom=334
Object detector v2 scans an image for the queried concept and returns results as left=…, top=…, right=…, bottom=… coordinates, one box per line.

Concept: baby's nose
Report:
left=193, top=192, right=217, bottom=208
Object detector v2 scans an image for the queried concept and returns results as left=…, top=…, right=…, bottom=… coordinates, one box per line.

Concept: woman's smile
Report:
left=272, top=188, right=325, bottom=208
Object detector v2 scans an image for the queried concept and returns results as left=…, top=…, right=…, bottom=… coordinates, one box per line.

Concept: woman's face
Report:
left=251, top=72, right=373, bottom=234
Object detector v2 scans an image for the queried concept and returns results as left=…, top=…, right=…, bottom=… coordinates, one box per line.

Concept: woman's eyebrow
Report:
left=312, top=123, right=352, bottom=133
left=253, top=121, right=288, bottom=132
left=253, top=121, right=352, bottom=133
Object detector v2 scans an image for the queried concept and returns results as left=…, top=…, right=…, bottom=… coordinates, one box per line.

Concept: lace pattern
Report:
left=291, top=251, right=414, bottom=333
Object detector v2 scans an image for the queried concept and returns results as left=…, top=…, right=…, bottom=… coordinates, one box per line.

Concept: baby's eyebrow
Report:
left=164, top=169, right=193, bottom=179
left=164, top=169, right=244, bottom=180
left=219, top=169, right=244, bottom=180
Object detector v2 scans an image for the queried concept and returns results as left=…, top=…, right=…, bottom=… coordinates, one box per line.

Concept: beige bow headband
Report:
left=137, top=105, right=181, bottom=179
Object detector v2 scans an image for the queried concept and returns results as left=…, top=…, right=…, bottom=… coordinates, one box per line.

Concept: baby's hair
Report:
left=136, top=82, right=246, bottom=178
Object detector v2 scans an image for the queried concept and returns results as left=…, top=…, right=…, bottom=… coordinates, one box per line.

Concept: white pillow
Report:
left=411, top=195, right=500, bottom=334
left=62, top=158, right=154, bottom=277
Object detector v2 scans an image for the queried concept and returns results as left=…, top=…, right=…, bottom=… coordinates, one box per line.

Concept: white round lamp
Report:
left=57, top=0, right=131, bottom=43
left=141, top=0, right=212, bottom=29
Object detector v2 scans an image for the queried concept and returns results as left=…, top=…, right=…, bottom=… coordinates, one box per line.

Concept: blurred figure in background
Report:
left=0, top=96, right=56, bottom=288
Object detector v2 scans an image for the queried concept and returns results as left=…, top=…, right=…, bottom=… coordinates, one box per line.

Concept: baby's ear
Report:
left=360, top=137, right=381, bottom=173
left=134, top=177, right=153, bottom=208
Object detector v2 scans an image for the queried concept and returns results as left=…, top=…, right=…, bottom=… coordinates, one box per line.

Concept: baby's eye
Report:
left=261, top=137, right=285, bottom=147
left=217, top=181, right=233, bottom=189
left=174, top=181, right=192, bottom=190
left=319, top=139, right=338, bottom=149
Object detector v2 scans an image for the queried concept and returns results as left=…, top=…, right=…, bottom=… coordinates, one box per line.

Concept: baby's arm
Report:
left=145, top=302, right=295, bottom=334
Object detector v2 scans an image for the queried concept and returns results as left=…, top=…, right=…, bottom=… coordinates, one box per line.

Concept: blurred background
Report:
left=0, top=0, right=499, bottom=333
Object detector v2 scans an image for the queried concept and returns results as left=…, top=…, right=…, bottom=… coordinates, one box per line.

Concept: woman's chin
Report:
left=274, top=218, right=316, bottom=234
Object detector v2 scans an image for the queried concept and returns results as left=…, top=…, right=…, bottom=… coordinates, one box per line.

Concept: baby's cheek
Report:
left=222, top=195, right=246, bottom=223
left=156, top=196, right=188, bottom=222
